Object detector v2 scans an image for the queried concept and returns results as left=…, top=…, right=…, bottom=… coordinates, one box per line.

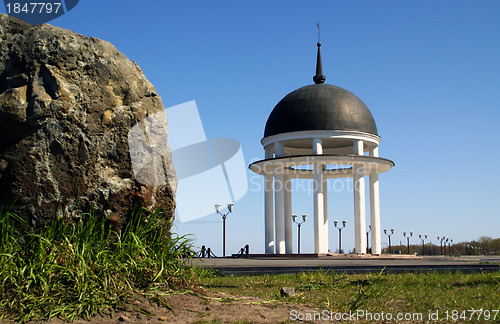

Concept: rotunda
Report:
left=249, top=43, right=394, bottom=255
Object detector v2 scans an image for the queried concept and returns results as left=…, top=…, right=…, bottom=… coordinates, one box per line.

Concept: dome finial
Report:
left=313, top=22, right=326, bottom=84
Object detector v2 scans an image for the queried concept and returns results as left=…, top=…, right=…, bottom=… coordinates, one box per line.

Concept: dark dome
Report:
left=264, top=84, right=378, bottom=138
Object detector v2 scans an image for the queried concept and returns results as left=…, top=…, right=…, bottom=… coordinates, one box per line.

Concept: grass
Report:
left=0, top=207, right=196, bottom=322
left=199, top=269, right=500, bottom=318
left=1, top=207, right=499, bottom=323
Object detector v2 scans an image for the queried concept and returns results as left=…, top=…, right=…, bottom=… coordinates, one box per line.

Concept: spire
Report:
left=313, top=42, right=326, bottom=84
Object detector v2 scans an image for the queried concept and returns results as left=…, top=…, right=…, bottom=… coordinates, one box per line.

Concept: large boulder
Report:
left=0, top=14, right=176, bottom=227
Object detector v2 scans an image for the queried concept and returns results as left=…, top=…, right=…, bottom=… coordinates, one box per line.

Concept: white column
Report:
left=264, top=146, right=274, bottom=254
left=322, top=176, right=329, bottom=253
left=312, top=138, right=326, bottom=253
left=353, top=140, right=366, bottom=254
left=274, top=142, right=286, bottom=254
left=275, top=170, right=285, bottom=254
left=275, top=142, right=285, bottom=157
left=313, top=165, right=325, bottom=254
left=284, top=175, right=293, bottom=254
left=369, top=146, right=381, bottom=255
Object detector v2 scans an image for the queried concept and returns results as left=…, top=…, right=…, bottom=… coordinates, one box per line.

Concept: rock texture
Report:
left=0, top=14, right=176, bottom=227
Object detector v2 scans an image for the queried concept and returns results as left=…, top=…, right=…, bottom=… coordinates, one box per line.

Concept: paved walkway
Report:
left=191, top=255, right=500, bottom=275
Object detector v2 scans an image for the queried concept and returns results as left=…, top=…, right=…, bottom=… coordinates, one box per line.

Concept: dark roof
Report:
left=264, top=83, right=378, bottom=138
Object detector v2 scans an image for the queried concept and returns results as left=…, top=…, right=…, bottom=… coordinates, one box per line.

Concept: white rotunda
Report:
left=249, top=43, right=394, bottom=255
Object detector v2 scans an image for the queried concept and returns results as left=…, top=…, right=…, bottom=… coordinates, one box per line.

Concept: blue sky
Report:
left=3, top=1, right=499, bottom=254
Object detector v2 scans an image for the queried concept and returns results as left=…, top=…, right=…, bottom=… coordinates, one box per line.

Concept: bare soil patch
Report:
left=36, top=289, right=320, bottom=324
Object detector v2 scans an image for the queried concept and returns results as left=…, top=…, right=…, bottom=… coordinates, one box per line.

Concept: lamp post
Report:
left=334, top=220, right=347, bottom=254
left=292, top=214, right=307, bottom=254
left=384, top=228, right=394, bottom=254
left=438, top=236, right=446, bottom=255
left=403, top=231, right=412, bottom=254
left=448, top=239, right=453, bottom=256
left=366, top=225, right=371, bottom=254
left=215, top=202, right=234, bottom=258
left=419, top=234, right=428, bottom=255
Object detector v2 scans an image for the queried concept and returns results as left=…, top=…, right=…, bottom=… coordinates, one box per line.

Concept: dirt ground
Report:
left=42, top=290, right=322, bottom=324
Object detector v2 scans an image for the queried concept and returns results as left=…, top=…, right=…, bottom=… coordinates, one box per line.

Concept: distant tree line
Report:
left=380, top=236, right=499, bottom=256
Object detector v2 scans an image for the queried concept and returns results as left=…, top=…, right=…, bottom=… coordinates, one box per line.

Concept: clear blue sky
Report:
left=3, top=1, right=499, bottom=254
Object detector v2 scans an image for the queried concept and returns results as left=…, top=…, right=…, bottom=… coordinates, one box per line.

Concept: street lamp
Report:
left=438, top=236, right=446, bottom=255
left=292, top=214, right=307, bottom=254
left=384, top=228, right=395, bottom=254
left=403, top=231, right=413, bottom=254
left=334, top=220, right=347, bottom=254
left=214, top=202, right=234, bottom=257
left=448, top=239, right=453, bottom=256
left=419, top=234, right=428, bottom=255
left=366, top=225, right=371, bottom=254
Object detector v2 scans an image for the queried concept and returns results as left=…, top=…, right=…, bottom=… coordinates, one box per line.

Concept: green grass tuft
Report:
left=0, top=207, right=196, bottom=322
